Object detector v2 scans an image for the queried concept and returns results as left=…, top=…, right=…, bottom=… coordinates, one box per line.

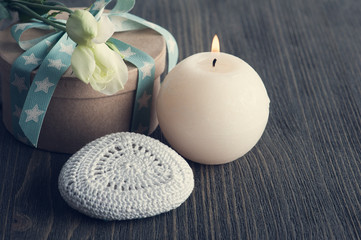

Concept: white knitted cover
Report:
left=58, top=132, right=194, bottom=220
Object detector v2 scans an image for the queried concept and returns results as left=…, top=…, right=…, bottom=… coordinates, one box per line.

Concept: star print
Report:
left=23, top=53, right=41, bottom=65
left=136, top=123, right=148, bottom=134
left=48, top=59, right=67, bottom=70
left=59, top=43, right=74, bottom=55
left=92, top=0, right=106, bottom=10
left=14, top=23, right=31, bottom=32
left=112, top=17, right=127, bottom=29
left=11, top=74, right=28, bottom=93
left=137, top=91, right=152, bottom=110
left=120, top=47, right=136, bottom=58
left=45, top=40, right=52, bottom=46
left=167, top=38, right=177, bottom=54
left=13, top=105, right=22, bottom=118
left=21, top=41, right=33, bottom=50
left=140, top=62, right=153, bottom=79
left=34, top=77, right=55, bottom=93
left=24, top=104, right=45, bottom=123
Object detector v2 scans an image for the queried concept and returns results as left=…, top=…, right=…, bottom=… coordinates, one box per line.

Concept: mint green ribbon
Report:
left=9, top=0, right=178, bottom=147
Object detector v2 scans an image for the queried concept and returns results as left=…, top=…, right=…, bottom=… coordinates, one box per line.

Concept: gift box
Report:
left=0, top=24, right=166, bottom=153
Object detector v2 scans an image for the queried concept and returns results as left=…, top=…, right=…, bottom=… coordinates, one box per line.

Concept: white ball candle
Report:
left=157, top=36, right=270, bottom=164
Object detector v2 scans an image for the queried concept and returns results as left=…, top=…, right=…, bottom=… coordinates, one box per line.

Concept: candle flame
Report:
left=211, top=34, right=220, bottom=52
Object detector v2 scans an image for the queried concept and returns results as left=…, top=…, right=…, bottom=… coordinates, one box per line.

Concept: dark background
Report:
left=1, top=0, right=361, bottom=239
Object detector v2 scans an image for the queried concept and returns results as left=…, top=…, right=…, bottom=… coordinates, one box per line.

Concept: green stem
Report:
left=10, top=2, right=67, bottom=32
left=11, top=0, right=73, bottom=14
left=50, top=20, right=66, bottom=26
left=46, top=1, right=68, bottom=8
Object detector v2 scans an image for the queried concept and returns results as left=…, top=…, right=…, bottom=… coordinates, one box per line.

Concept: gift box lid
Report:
left=0, top=24, right=166, bottom=99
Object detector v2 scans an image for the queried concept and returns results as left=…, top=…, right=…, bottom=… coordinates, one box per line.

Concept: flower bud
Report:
left=66, top=9, right=98, bottom=45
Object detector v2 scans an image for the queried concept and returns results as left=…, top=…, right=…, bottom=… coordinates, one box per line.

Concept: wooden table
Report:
left=1, top=0, right=361, bottom=239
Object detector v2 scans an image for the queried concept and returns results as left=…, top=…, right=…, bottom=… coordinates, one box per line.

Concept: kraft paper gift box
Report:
left=0, top=26, right=166, bottom=153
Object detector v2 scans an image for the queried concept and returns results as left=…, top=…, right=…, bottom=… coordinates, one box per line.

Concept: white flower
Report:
left=66, top=9, right=128, bottom=95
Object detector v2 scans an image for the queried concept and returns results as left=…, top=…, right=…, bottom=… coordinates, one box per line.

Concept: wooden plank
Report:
left=0, top=0, right=361, bottom=239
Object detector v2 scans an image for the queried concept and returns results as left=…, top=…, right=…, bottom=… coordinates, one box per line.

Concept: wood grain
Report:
left=1, top=0, right=361, bottom=239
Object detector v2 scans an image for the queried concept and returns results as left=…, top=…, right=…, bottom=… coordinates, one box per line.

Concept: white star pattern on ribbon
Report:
left=137, top=91, right=152, bottom=109
left=21, top=41, right=33, bottom=50
left=34, top=77, right=55, bottom=93
left=112, top=17, right=127, bottom=30
left=167, top=38, right=177, bottom=54
left=59, top=43, right=74, bottom=55
left=14, top=23, right=31, bottom=32
left=45, top=40, right=52, bottom=46
left=11, top=74, right=28, bottom=93
left=92, top=0, right=107, bottom=10
left=24, top=104, right=45, bottom=123
left=48, top=59, right=67, bottom=70
left=23, top=53, right=41, bottom=65
left=140, top=62, right=153, bottom=80
left=13, top=105, right=22, bottom=118
left=120, top=47, right=136, bottom=58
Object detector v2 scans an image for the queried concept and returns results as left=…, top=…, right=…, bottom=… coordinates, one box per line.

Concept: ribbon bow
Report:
left=9, top=0, right=178, bottom=147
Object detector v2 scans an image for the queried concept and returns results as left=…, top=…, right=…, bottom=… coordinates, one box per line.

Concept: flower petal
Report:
left=71, top=45, right=95, bottom=84
left=93, top=15, right=114, bottom=44
left=89, top=44, right=128, bottom=95
left=66, top=9, right=98, bottom=45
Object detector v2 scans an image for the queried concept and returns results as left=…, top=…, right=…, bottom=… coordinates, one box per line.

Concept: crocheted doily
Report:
left=58, top=132, right=194, bottom=220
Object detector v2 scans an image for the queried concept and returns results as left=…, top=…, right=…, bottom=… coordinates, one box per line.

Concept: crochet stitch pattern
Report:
left=58, top=132, right=194, bottom=220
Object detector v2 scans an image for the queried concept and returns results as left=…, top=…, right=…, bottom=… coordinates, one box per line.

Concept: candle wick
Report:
left=212, top=58, right=217, bottom=67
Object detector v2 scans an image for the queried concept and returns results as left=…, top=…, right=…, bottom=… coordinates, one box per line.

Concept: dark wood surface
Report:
left=1, top=0, right=361, bottom=239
